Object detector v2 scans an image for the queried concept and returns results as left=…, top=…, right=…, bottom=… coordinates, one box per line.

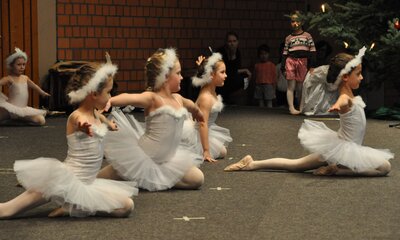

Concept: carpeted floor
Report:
left=0, top=106, right=399, bottom=240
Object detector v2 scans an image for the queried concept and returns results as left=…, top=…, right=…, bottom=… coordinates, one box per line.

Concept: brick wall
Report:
left=56, top=0, right=306, bottom=93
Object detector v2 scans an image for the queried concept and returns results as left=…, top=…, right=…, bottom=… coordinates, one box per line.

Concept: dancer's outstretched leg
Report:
left=225, top=154, right=391, bottom=177
left=0, top=190, right=47, bottom=219
left=224, top=153, right=325, bottom=172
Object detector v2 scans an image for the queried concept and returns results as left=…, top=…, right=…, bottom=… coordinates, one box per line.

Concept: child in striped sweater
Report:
left=281, top=10, right=316, bottom=114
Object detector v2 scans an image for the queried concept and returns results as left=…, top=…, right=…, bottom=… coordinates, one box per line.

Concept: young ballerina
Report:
left=225, top=47, right=393, bottom=176
left=182, top=52, right=232, bottom=162
left=0, top=56, right=137, bottom=219
left=0, top=48, right=50, bottom=125
left=97, top=48, right=205, bottom=191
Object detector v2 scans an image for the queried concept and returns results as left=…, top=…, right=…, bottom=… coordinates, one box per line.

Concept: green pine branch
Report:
left=303, top=1, right=400, bottom=91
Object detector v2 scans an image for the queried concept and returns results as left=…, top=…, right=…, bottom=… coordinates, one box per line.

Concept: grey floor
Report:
left=0, top=106, right=399, bottom=240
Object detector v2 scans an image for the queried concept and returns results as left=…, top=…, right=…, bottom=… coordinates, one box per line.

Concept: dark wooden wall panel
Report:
left=1, top=0, right=39, bottom=107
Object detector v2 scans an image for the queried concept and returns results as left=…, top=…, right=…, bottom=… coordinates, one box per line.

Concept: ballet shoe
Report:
left=111, top=198, right=134, bottom=218
left=48, top=207, right=68, bottom=218
left=224, top=155, right=253, bottom=171
left=124, top=199, right=135, bottom=217
left=313, top=165, right=338, bottom=176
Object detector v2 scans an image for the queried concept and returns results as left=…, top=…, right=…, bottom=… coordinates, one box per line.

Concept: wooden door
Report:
left=1, top=0, right=39, bottom=107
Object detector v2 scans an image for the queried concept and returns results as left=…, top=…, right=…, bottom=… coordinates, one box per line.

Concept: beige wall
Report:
left=37, top=0, right=56, bottom=85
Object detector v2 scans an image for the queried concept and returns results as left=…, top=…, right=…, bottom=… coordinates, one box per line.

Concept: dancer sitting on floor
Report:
left=0, top=54, right=137, bottom=219
left=225, top=47, right=393, bottom=176
left=0, top=48, right=50, bottom=125
left=97, top=48, right=205, bottom=191
left=182, top=52, right=232, bottom=162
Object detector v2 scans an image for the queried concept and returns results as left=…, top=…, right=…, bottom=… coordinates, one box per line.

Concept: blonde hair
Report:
left=145, top=48, right=178, bottom=91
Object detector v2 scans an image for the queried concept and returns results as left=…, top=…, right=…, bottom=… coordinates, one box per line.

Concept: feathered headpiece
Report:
left=68, top=54, right=117, bottom=104
left=153, top=48, right=178, bottom=90
left=192, top=52, right=223, bottom=87
left=6, top=48, right=28, bottom=68
left=328, top=46, right=367, bottom=91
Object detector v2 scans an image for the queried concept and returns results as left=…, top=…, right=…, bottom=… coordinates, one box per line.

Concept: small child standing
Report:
left=225, top=47, right=393, bottom=177
left=0, top=48, right=50, bottom=125
left=282, top=11, right=316, bottom=114
left=253, top=44, right=277, bottom=108
left=0, top=56, right=137, bottom=219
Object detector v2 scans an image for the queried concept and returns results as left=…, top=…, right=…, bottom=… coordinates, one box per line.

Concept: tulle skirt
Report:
left=104, top=111, right=203, bottom=191
left=298, top=120, right=393, bottom=172
left=182, top=120, right=232, bottom=159
left=0, top=93, right=46, bottom=119
left=208, top=124, right=232, bottom=159
left=14, top=158, right=138, bottom=217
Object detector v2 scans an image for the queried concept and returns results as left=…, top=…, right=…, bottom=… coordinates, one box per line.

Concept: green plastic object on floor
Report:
left=371, top=106, right=400, bottom=120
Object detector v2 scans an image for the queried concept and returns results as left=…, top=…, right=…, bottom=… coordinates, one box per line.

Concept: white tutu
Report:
left=181, top=118, right=203, bottom=155
left=208, top=124, right=232, bottom=158
left=298, top=97, right=394, bottom=172
left=14, top=125, right=137, bottom=217
left=0, top=80, right=46, bottom=119
left=105, top=108, right=203, bottom=191
left=0, top=99, right=46, bottom=118
left=181, top=95, right=232, bottom=159
left=14, top=158, right=137, bottom=217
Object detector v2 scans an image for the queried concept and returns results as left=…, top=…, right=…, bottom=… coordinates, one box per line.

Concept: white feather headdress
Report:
left=153, top=48, right=178, bottom=90
left=6, top=48, right=28, bottom=68
left=68, top=63, right=117, bottom=104
left=328, top=46, right=367, bottom=91
left=192, top=52, right=223, bottom=87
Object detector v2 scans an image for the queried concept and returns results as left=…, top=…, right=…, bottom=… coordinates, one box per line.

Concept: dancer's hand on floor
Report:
left=204, top=151, right=217, bottom=163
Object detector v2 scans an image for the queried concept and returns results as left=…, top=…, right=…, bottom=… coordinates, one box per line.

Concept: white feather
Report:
left=68, top=64, right=117, bottom=104
left=6, top=48, right=28, bottom=68
left=192, top=52, right=222, bottom=87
